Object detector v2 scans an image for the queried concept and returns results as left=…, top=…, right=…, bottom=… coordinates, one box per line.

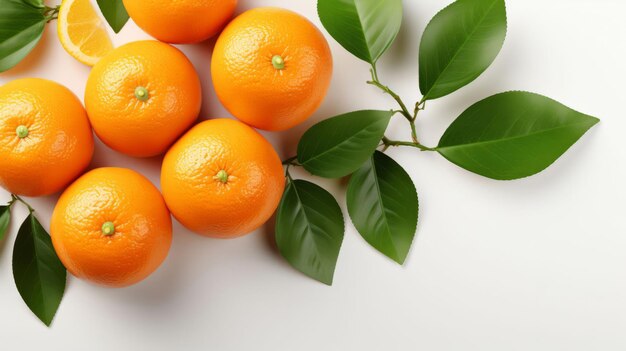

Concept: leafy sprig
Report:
left=274, top=0, right=599, bottom=284
left=1, top=195, right=66, bottom=326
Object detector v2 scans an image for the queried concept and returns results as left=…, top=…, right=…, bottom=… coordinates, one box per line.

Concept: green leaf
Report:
left=275, top=179, right=344, bottom=285
left=0, top=205, right=10, bottom=242
left=13, top=214, right=66, bottom=326
left=0, top=0, right=48, bottom=72
left=419, top=0, right=507, bottom=100
left=318, top=0, right=403, bottom=64
left=96, top=0, right=129, bottom=33
left=22, top=0, right=44, bottom=8
left=298, top=110, right=393, bottom=178
left=347, top=151, right=418, bottom=264
left=437, top=91, right=600, bottom=180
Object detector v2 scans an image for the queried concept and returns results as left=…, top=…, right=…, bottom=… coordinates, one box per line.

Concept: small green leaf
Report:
left=318, top=0, right=403, bottom=64
left=276, top=179, right=344, bottom=285
left=419, top=0, right=507, bottom=100
left=96, top=0, right=129, bottom=33
left=0, top=0, right=48, bottom=72
left=0, top=206, right=10, bottom=241
left=298, top=110, right=393, bottom=178
left=437, top=91, right=600, bottom=180
left=347, top=151, right=418, bottom=264
left=13, top=214, right=66, bottom=326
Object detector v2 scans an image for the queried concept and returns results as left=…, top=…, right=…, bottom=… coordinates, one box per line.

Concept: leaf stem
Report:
left=11, top=195, right=35, bottom=213
left=282, top=156, right=300, bottom=179
left=413, top=99, right=427, bottom=120
left=382, top=136, right=436, bottom=152
left=282, top=156, right=299, bottom=166
left=367, top=65, right=413, bottom=123
left=409, top=120, right=419, bottom=143
left=43, top=5, right=60, bottom=22
left=367, top=63, right=428, bottom=145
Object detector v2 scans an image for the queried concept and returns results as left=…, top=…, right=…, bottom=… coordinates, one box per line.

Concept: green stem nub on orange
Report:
left=213, top=170, right=229, bottom=184
left=134, top=86, right=150, bottom=101
left=272, top=55, right=285, bottom=70
left=16, top=125, right=29, bottom=139
left=102, top=222, right=115, bottom=236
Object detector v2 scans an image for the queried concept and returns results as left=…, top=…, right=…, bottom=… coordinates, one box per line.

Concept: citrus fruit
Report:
left=85, top=41, right=202, bottom=158
left=58, top=0, right=114, bottom=66
left=211, top=7, right=333, bottom=131
left=0, top=78, right=94, bottom=197
left=122, top=0, right=237, bottom=44
left=161, top=119, right=285, bottom=238
left=51, top=167, right=172, bottom=287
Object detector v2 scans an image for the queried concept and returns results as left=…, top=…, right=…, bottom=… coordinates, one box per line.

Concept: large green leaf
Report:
left=318, top=0, right=403, bottom=64
left=298, top=110, right=393, bottom=178
left=437, top=91, right=600, bottom=180
left=276, top=179, right=344, bottom=285
left=419, top=0, right=507, bottom=100
left=347, top=151, right=418, bottom=264
left=97, top=0, right=129, bottom=33
left=0, top=0, right=47, bottom=72
left=0, top=205, right=10, bottom=242
left=13, top=214, right=66, bottom=326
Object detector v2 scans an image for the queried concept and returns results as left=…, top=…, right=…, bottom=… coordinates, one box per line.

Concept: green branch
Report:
left=10, top=194, right=35, bottom=213
left=367, top=65, right=413, bottom=123
left=282, top=156, right=299, bottom=166
left=382, top=137, right=435, bottom=152
left=367, top=64, right=427, bottom=145
left=43, top=5, right=60, bottom=22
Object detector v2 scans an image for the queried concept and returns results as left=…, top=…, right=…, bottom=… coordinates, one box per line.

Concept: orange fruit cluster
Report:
left=0, top=5, right=333, bottom=287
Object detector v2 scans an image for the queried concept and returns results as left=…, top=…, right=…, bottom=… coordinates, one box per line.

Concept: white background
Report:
left=1, top=0, right=625, bottom=350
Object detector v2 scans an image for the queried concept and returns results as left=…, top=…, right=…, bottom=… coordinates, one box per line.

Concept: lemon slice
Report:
left=57, top=0, right=114, bottom=66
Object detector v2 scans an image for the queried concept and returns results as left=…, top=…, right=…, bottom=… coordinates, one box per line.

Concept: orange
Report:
left=161, top=119, right=285, bottom=238
left=51, top=168, right=172, bottom=287
left=58, top=0, right=114, bottom=66
left=85, top=41, right=202, bottom=158
left=122, top=0, right=237, bottom=44
left=212, top=7, right=333, bottom=131
left=0, top=78, right=94, bottom=197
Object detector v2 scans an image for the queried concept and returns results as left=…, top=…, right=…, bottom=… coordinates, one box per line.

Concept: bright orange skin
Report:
left=122, top=0, right=237, bottom=44
left=85, top=41, right=202, bottom=157
left=161, top=119, right=285, bottom=238
left=212, top=8, right=333, bottom=131
left=51, top=168, right=172, bottom=287
left=0, top=79, right=94, bottom=197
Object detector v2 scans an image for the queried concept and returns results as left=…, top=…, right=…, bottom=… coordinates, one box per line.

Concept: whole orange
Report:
left=122, top=0, right=237, bottom=44
left=0, top=78, right=94, bottom=197
left=85, top=41, right=202, bottom=157
left=161, top=119, right=285, bottom=238
left=212, top=8, right=333, bottom=131
left=51, top=168, right=172, bottom=287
